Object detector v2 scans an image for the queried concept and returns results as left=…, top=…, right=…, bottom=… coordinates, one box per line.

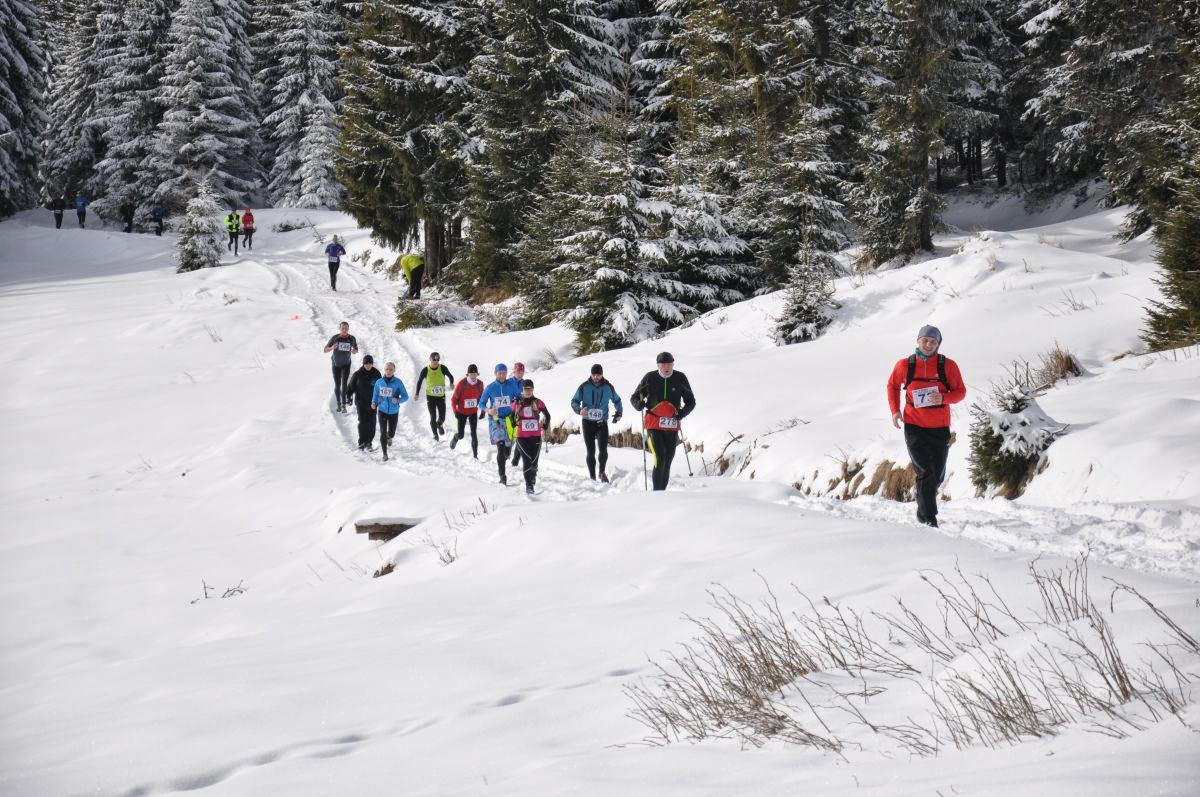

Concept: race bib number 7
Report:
left=658, top=416, right=679, bottom=430
left=520, top=419, right=540, bottom=432
left=912, top=386, right=941, bottom=409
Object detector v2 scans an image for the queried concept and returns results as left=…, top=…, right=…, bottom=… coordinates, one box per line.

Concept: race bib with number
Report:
left=338, top=342, right=351, bottom=351
left=522, top=406, right=535, bottom=418
left=328, top=257, right=340, bottom=264
left=912, top=385, right=941, bottom=408
left=495, top=396, right=512, bottom=408
left=658, top=416, right=679, bottom=430
left=428, top=386, right=446, bottom=397
left=520, top=419, right=540, bottom=432
left=463, top=398, right=478, bottom=409
left=586, top=408, right=605, bottom=421
left=378, top=387, right=392, bottom=398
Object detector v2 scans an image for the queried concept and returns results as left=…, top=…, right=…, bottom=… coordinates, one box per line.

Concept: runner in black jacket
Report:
left=346, top=355, right=380, bottom=450
left=630, top=352, right=695, bottom=491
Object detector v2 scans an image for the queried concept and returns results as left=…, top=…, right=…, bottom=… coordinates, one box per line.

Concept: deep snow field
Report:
left=1, top=196, right=1198, bottom=796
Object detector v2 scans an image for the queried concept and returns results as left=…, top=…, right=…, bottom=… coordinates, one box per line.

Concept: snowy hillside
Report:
left=1, top=204, right=1198, bottom=795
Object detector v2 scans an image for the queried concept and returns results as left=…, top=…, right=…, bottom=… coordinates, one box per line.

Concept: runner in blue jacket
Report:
left=479, top=363, right=523, bottom=484
left=325, top=235, right=347, bottom=291
left=371, top=362, right=409, bottom=462
left=570, top=363, right=623, bottom=482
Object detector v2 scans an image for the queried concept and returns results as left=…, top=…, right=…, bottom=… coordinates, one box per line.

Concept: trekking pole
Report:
left=680, top=430, right=694, bottom=477
left=640, top=409, right=649, bottom=491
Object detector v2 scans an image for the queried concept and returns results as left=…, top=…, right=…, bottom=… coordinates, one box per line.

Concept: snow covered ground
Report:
left=1, top=201, right=1197, bottom=795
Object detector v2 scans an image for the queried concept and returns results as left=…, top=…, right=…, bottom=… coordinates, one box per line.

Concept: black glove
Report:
left=612, top=412, right=622, bottom=423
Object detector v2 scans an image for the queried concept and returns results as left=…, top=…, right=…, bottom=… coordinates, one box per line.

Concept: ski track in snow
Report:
left=251, top=244, right=1200, bottom=581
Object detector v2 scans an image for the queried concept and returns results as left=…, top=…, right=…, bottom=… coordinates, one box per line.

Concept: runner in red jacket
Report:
left=450, top=364, right=485, bottom=457
left=886, top=325, right=967, bottom=528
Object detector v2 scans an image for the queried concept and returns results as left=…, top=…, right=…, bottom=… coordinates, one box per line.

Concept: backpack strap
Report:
left=905, top=354, right=950, bottom=407
left=905, top=354, right=917, bottom=387
left=936, top=354, right=949, bottom=391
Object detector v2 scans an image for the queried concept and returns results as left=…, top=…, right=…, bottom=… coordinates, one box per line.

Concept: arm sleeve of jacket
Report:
left=886, top=360, right=906, bottom=416
left=943, top=359, right=967, bottom=406
left=413, top=367, right=427, bottom=395
left=540, top=401, right=551, bottom=427
left=630, top=375, right=648, bottom=410
left=611, top=385, right=624, bottom=415
left=347, top=371, right=360, bottom=404
left=397, top=380, right=409, bottom=403
left=677, top=374, right=696, bottom=419
left=444, top=368, right=454, bottom=386
left=570, top=384, right=583, bottom=414
left=371, top=381, right=381, bottom=406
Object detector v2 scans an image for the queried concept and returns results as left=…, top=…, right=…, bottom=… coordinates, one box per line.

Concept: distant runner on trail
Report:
left=509, top=361, right=527, bottom=469
left=631, top=352, right=695, bottom=491
left=224, top=209, right=240, bottom=254
left=347, top=354, right=380, bottom=451
left=325, top=235, right=347, bottom=291
left=49, top=196, right=66, bottom=229
left=322, top=321, right=359, bottom=412
left=887, top=325, right=967, bottom=529
left=401, top=252, right=424, bottom=299
left=512, top=379, right=551, bottom=495
left=570, top=364, right=623, bottom=482
left=450, top=364, right=484, bottom=457
left=240, top=207, right=255, bottom=250
left=479, top=363, right=522, bottom=485
left=150, top=204, right=165, bottom=236
left=413, top=352, right=454, bottom=441
left=74, top=194, right=87, bottom=228
left=371, top=362, right=409, bottom=462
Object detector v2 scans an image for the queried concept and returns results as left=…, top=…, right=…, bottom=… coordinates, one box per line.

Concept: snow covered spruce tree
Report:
left=519, top=115, right=675, bottom=352
left=853, top=0, right=1000, bottom=266
left=459, top=0, right=621, bottom=290
left=1022, top=0, right=1195, bottom=236
left=253, top=0, right=345, bottom=208
left=40, top=0, right=117, bottom=202
left=90, top=0, right=172, bottom=225
left=1143, top=180, right=1200, bottom=351
left=0, top=0, right=49, bottom=216
left=150, top=0, right=261, bottom=211
left=175, top=180, right=225, bottom=272
left=968, top=364, right=1067, bottom=498
left=769, top=108, right=848, bottom=344
left=338, top=0, right=478, bottom=278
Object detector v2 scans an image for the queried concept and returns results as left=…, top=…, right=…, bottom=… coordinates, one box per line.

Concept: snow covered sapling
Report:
left=175, top=181, right=224, bottom=272
left=968, top=362, right=1068, bottom=497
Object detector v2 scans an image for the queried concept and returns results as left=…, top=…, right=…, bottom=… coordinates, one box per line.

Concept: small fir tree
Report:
left=0, top=0, right=50, bottom=216
left=1142, top=180, right=1200, bottom=351
left=176, top=180, right=225, bottom=272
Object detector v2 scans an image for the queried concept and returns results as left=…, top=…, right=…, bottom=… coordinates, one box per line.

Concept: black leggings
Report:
left=243, top=228, right=254, bottom=249
left=54, top=211, right=63, bottom=229
left=379, top=412, right=399, bottom=457
left=328, top=261, right=339, bottom=290
left=426, top=396, right=446, bottom=434
left=904, top=424, right=951, bottom=523
left=647, top=430, right=679, bottom=491
left=356, top=405, right=377, bottom=448
left=582, top=419, right=609, bottom=478
left=77, top=210, right=86, bottom=227
left=332, top=365, right=350, bottom=405
left=454, top=412, right=478, bottom=454
left=517, top=437, right=542, bottom=490
left=227, top=230, right=239, bottom=253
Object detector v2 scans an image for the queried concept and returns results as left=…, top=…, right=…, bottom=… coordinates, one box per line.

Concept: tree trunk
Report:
left=973, top=137, right=984, bottom=184
left=995, top=142, right=1007, bottom=188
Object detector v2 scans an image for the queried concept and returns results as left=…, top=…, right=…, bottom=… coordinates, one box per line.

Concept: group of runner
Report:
left=324, top=316, right=964, bottom=522
left=322, top=323, right=699, bottom=493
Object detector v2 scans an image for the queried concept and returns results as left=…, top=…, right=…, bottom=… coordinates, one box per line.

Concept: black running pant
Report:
left=332, top=364, right=350, bottom=405
left=77, top=210, right=86, bottom=227
left=227, top=230, right=239, bottom=254
left=454, top=412, right=478, bottom=455
left=647, top=429, right=678, bottom=491
left=517, top=437, right=542, bottom=490
left=379, top=411, right=399, bottom=457
left=408, top=264, right=425, bottom=298
left=582, top=419, right=609, bottom=478
left=328, top=260, right=339, bottom=289
left=243, top=228, right=253, bottom=249
left=426, top=396, right=446, bottom=435
left=904, top=424, right=951, bottom=524
left=155, top=220, right=164, bottom=236
left=357, top=404, right=377, bottom=448
left=53, top=211, right=63, bottom=229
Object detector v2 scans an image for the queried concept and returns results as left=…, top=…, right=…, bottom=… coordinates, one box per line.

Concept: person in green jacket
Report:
left=412, top=351, right=454, bottom=440
left=224, top=209, right=240, bottom=255
left=400, top=252, right=425, bottom=299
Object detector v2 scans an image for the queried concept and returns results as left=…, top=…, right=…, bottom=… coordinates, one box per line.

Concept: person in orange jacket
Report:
left=887, top=325, right=967, bottom=528
left=241, top=207, right=256, bottom=250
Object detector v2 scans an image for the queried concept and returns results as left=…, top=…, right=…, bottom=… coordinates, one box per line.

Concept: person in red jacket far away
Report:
left=886, top=325, right=967, bottom=528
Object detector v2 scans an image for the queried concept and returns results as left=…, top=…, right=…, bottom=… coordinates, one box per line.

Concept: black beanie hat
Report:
left=591, top=363, right=603, bottom=375
left=522, top=379, right=534, bottom=389
left=467, top=363, right=478, bottom=373
left=656, top=351, right=674, bottom=364
left=362, top=355, right=374, bottom=364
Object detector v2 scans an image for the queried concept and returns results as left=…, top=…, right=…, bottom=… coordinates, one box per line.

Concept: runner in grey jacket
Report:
left=322, top=321, right=359, bottom=412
